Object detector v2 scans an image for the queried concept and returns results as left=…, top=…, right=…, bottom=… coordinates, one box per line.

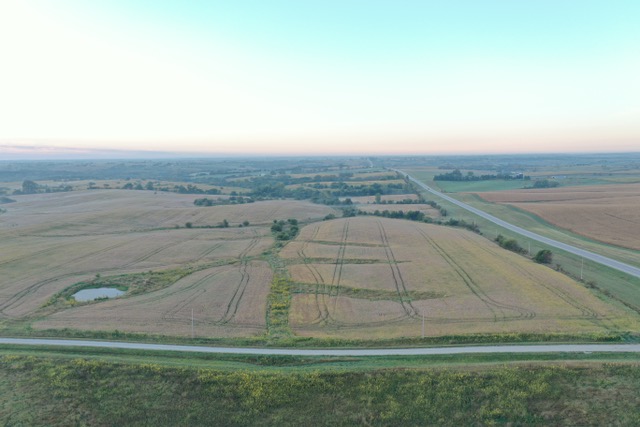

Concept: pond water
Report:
left=72, top=287, right=125, bottom=302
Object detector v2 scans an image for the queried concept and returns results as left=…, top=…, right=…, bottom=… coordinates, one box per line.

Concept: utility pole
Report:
left=580, top=258, right=584, bottom=281
left=422, top=312, right=425, bottom=338
left=191, top=308, right=194, bottom=339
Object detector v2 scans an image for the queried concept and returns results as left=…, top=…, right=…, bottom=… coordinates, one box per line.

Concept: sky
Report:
left=1, top=0, right=639, bottom=157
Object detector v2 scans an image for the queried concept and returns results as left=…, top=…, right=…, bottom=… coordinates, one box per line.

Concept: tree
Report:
left=534, top=249, right=553, bottom=264
left=22, top=180, right=38, bottom=194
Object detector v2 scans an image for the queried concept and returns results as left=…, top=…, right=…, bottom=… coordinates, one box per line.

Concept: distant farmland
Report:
left=475, top=183, right=640, bottom=251
left=2, top=185, right=639, bottom=342
left=282, top=217, right=638, bottom=339
left=0, top=190, right=337, bottom=337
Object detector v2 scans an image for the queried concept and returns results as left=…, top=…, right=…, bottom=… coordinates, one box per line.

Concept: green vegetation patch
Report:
left=291, top=282, right=446, bottom=302
left=2, top=354, right=640, bottom=426
left=267, top=276, right=292, bottom=338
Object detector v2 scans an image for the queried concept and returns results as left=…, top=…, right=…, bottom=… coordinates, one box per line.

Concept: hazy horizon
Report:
left=1, top=1, right=639, bottom=157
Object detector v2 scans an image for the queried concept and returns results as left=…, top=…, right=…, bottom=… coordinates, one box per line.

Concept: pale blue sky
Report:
left=1, top=0, right=639, bottom=155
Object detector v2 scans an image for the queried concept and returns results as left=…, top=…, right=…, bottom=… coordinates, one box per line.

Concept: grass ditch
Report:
left=2, top=351, right=640, bottom=426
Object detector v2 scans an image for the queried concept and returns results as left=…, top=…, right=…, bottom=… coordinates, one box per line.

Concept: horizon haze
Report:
left=1, top=1, right=639, bottom=158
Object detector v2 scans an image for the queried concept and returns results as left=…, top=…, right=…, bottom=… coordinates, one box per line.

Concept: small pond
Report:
left=72, top=287, right=125, bottom=302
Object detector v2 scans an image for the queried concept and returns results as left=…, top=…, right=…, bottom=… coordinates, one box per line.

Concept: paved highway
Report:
left=2, top=338, right=640, bottom=356
left=396, top=170, right=640, bottom=279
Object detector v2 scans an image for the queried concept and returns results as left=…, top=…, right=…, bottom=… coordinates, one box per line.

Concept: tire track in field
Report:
left=160, top=270, right=226, bottom=320
left=0, top=234, right=118, bottom=269
left=376, top=220, right=418, bottom=318
left=215, top=231, right=261, bottom=324
left=3, top=232, right=204, bottom=316
left=121, top=232, right=202, bottom=267
left=158, top=264, right=263, bottom=330
left=0, top=240, right=134, bottom=315
left=296, top=224, right=328, bottom=324
left=106, top=267, right=233, bottom=312
left=324, top=220, right=349, bottom=323
left=457, top=232, right=602, bottom=323
left=416, top=227, right=535, bottom=321
left=194, top=243, right=224, bottom=262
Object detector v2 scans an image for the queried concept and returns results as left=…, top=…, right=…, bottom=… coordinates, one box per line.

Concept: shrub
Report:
left=533, top=249, right=553, bottom=264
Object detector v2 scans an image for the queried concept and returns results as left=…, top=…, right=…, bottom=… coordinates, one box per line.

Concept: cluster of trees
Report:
left=193, top=196, right=254, bottom=207
left=271, top=219, right=299, bottom=240
left=240, top=171, right=397, bottom=189
left=184, top=219, right=231, bottom=229
left=12, top=180, right=72, bottom=195
left=495, top=234, right=526, bottom=254
left=434, top=170, right=529, bottom=181
left=249, top=182, right=409, bottom=202
left=530, top=179, right=560, bottom=189
left=373, top=196, right=424, bottom=204
left=495, top=236, right=554, bottom=264
left=361, top=209, right=428, bottom=221
left=357, top=209, right=480, bottom=233
left=122, top=182, right=221, bottom=195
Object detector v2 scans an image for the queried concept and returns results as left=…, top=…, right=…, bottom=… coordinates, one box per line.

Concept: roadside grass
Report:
left=2, top=345, right=640, bottom=371
left=2, top=350, right=640, bottom=426
left=434, top=179, right=529, bottom=193
left=2, top=320, right=637, bottom=348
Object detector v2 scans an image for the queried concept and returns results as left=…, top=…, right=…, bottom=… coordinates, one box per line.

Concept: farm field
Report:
left=0, top=190, right=338, bottom=337
left=34, top=261, right=273, bottom=337
left=283, top=217, right=639, bottom=339
left=475, top=184, right=640, bottom=251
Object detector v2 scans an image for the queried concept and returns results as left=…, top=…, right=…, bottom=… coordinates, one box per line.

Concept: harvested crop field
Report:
left=34, top=261, right=272, bottom=337
left=0, top=190, right=283, bottom=337
left=283, top=217, right=638, bottom=339
left=475, top=184, right=640, bottom=250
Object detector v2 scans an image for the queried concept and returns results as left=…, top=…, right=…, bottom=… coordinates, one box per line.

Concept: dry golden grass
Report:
left=475, top=184, right=640, bottom=250
left=286, top=217, right=639, bottom=339
left=0, top=191, right=282, bottom=323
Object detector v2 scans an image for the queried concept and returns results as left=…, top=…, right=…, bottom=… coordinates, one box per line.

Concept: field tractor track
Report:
left=121, top=234, right=201, bottom=267
left=329, top=220, right=350, bottom=320
left=0, top=240, right=137, bottom=316
left=117, top=268, right=230, bottom=310
left=416, top=227, right=535, bottom=322
left=297, top=225, right=328, bottom=324
left=216, top=231, right=261, bottom=324
left=312, top=221, right=349, bottom=325
left=459, top=232, right=602, bottom=322
left=376, top=220, right=418, bottom=318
